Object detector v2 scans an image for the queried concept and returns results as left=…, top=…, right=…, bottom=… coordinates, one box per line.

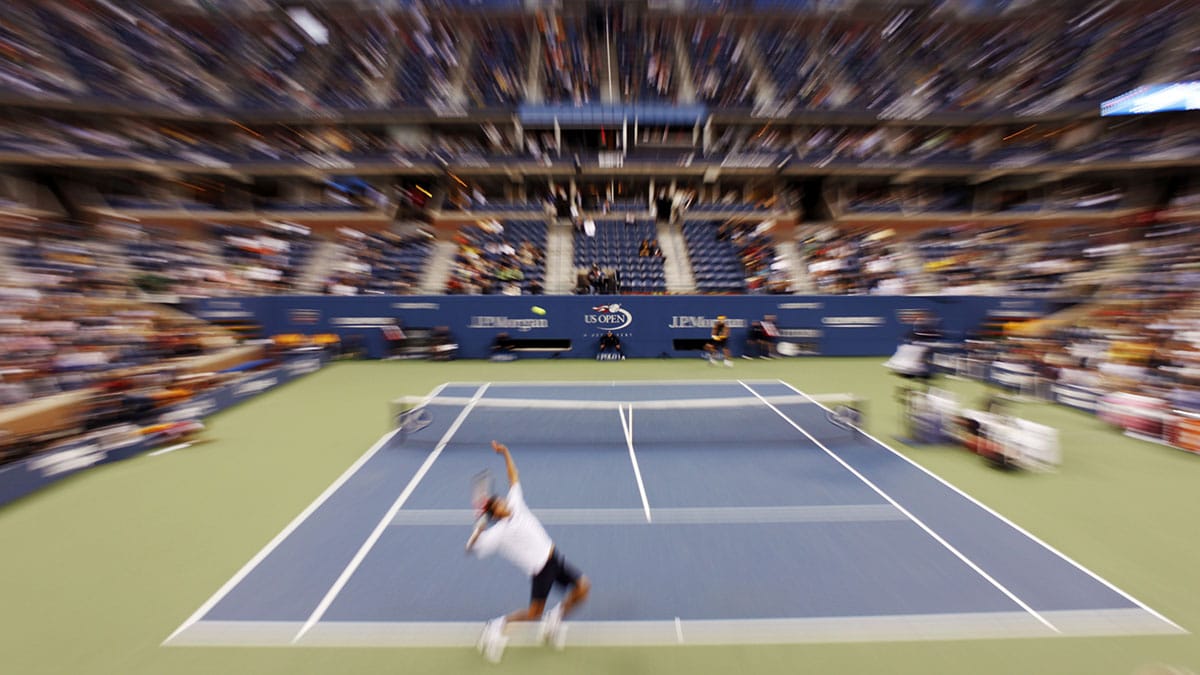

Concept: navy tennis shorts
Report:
left=530, top=549, right=581, bottom=602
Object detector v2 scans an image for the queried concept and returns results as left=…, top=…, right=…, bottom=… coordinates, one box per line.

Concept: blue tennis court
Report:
left=164, top=380, right=1182, bottom=648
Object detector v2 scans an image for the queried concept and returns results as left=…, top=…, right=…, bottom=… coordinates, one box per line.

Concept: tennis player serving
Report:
left=466, top=441, right=591, bottom=662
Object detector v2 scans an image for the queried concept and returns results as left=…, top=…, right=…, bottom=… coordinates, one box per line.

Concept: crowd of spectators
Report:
left=213, top=223, right=314, bottom=294
left=538, top=12, right=601, bottom=105
left=0, top=285, right=238, bottom=463
left=615, top=15, right=678, bottom=103
left=0, top=108, right=1193, bottom=178
left=954, top=285, right=1200, bottom=450
left=446, top=219, right=546, bottom=295
left=843, top=185, right=972, bottom=214
left=322, top=227, right=434, bottom=296
left=688, top=18, right=757, bottom=107
left=717, top=220, right=790, bottom=294
left=799, top=226, right=913, bottom=295
left=1, top=1, right=1195, bottom=114
left=465, top=21, right=528, bottom=107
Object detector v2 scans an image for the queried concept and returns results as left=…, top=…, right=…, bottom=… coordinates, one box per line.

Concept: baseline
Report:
left=739, top=380, right=1059, bottom=634
left=170, top=607, right=1178, bottom=648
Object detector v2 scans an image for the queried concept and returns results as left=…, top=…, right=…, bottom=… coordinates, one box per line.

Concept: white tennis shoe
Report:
left=478, top=618, right=507, bottom=663
left=538, top=603, right=565, bottom=649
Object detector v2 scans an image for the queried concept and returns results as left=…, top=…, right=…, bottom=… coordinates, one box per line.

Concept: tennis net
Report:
left=389, top=392, right=866, bottom=448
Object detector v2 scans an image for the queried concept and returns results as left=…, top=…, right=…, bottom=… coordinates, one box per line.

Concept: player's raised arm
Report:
left=465, top=515, right=487, bottom=552
left=492, top=440, right=519, bottom=485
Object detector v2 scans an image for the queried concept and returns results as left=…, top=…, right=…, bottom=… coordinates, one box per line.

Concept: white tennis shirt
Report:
left=471, top=483, right=554, bottom=576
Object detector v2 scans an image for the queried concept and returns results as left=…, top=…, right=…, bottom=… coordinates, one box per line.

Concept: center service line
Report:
left=738, top=381, right=1060, bottom=634
left=619, top=403, right=652, bottom=522
left=291, top=383, right=491, bottom=644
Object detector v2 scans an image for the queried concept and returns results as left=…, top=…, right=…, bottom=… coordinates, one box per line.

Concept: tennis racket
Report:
left=394, top=404, right=433, bottom=442
left=826, top=404, right=863, bottom=433
left=471, top=469, right=494, bottom=517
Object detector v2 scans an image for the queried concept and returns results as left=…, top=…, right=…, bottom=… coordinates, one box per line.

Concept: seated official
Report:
left=597, top=331, right=624, bottom=360
left=491, top=332, right=517, bottom=361
left=429, top=325, right=458, bottom=361
left=747, top=316, right=779, bottom=358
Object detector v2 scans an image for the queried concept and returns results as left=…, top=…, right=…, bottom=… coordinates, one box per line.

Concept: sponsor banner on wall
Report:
left=187, top=295, right=1052, bottom=360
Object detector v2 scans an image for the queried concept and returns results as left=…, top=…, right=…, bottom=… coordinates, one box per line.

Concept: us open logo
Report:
left=585, top=303, right=634, bottom=331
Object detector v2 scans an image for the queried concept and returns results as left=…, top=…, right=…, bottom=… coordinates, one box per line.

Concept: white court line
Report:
left=779, top=379, right=1187, bottom=633
left=163, top=427, right=402, bottom=644
left=619, top=404, right=652, bottom=522
left=164, top=382, right=452, bottom=645
left=739, top=380, right=1060, bottom=634
left=440, top=379, right=779, bottom=388
left=291, top=383, right=490, bottom=644
left=171, top=607, right=1180, bottom=648
left=388, top=504, right=903, bottom=526
left=148, top=442, right=192, bottom=457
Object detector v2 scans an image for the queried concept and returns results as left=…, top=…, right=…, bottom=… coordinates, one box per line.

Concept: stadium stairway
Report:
left=658, top=222, right=696, bottom=293
left=524, top=26, right=544, bottom=104
left=447, top=40, right=477, bottom=107
left=738, top=30, right=776, bottom=108
left=670, top=26, right=698, bottom=104
left=600, top=17, right=618, bottom=104
left=416, top=239, right=459, bottom=294
left=894, top=238, right=940, bottom=295
left=544, top=220, right=575, bottom=294
left=296, top=238, right=342, bottom=294
left=774, top=237, right=809, bottom=293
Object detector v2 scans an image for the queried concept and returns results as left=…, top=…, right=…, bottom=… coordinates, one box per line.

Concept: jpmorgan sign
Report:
left=668, top=315, right=747, bottom=329
left=585, top=303, right=634, bottom=331
left=468, top=316, right=548, bottom=332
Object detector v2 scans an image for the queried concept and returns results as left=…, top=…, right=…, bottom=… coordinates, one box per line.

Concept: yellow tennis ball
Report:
left=531, top=306, right=547, bottom=316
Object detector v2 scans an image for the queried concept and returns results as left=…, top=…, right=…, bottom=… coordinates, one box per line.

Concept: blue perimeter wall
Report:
left=187, top=295, right=1053, bottom=359
left=0, top=352, right=325, bottom=507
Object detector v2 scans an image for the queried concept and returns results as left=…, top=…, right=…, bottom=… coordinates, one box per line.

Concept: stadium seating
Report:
left=539, top=14, right=601, bottom=105
left=0, top=2, right=1193, bottom=114
left=682, top=221, right=748, bottom=293
left=447, top=220, right=547, bottom=295
left=213, top=224, right=314, bottom=293
left=573, top=220, right=666, bottom=294
left=688, top=19, right=756, bottom=107
left=326, top=229, right=435, bottom=296
left=467, top=23, right=529, bottom=106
